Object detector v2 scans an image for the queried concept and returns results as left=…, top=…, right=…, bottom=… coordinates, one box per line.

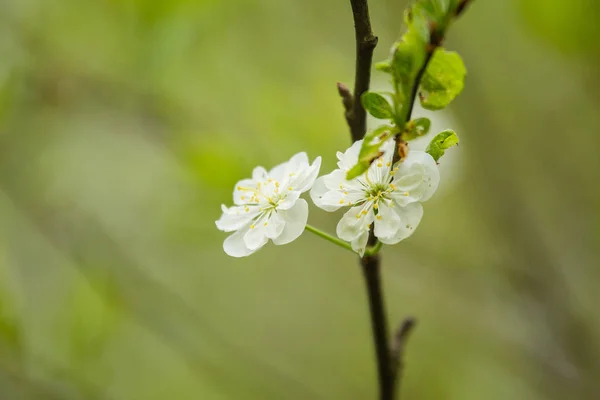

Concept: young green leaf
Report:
left=403, top=117, right=431, bottom=140
left=426, top=129, right=459, bottom=161
left=419, top=49, right=466, bottom=110
left=346, top=125, right=397, bottom=180
left=361, top=92, right=394, bottom=120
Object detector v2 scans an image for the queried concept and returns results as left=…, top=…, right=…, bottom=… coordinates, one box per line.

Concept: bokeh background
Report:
left=1, top=0, right=599, bottom=399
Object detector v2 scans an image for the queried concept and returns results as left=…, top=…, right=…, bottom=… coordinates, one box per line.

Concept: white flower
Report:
left=216, top=152, right=321, bottom=257
left=310, top=139, right=439, bottom=256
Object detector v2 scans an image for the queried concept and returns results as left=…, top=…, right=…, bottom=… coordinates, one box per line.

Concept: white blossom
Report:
left=310, top=139, right=439, bottom=255
left=216, top=152, right=321, bottom=257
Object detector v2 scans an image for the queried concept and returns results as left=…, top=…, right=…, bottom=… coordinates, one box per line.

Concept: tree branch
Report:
left=340, top=0, right=378, bottom=142
left=340, top=2, right=396, bottom=399
left=360, top=251, right=393, bottom=400
left=390, top=317, right=417, bottom=397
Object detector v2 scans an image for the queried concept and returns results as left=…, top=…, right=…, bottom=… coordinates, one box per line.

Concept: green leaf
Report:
left=361, top=92, right=393, bottom=120
left=346, top=125, right=397, bottom=180
left=419, top=49, right=466, bottom=110
left=426, top=129, right=459, bottom=161
left=403, top=117, right=431, bottom=140
left=375, top=61, right=392, bottom=73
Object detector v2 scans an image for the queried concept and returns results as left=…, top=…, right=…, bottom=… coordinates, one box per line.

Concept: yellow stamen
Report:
left=361, top=210, right=367, bottom=215
left=390, top=184, right=396, bottom=190
left=288, top=187, right=293, bottom=191
left=250, top=224, right=255, bottom=229
left=386, top=162, right=391, bottom=167
left=264, top=222, right=268, bottom=226
left=339, top=200, right=345, bottom=204
left=344, top=191, right=348, bottom=195
left=376, top=215, right=382, bottom=220
left=245, top=207, right=249, bottom=212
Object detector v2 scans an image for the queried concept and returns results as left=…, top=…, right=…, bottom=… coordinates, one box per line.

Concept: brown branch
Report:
left=339, top=2, right=395, bottom=399
left=360, top=251, right=393, bottom=400
left=340, top=0, right=378, bottom=142
left=390, top=317, right=417, bottom=397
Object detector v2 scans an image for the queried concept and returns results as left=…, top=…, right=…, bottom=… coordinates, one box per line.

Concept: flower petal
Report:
left=223, top=227, right=256, bottom=257
left=252, top=166, right=268, bottom=181
left=273, top=198, right=309, bottom=245
left=277, top=190, right=301, bottom=210
left=243, top=218, right=269, bottom=250
left=378, top=202, right=423, bottom=245
left=337, top=140, right=363, bottom=170
left=310, top=176, right=342, bottom=212
left=292, top=156, right=321, bottom=193
left=336, top=205, right=374, bottom=242
left=233, top=178, right=258, bottom=205
left=265, top=211, right=286, bottom=239
left=373, top=201, right=402, bottom=240
left=367, top=138, right=395, bottom=184
left=351, top=230, right=370, bottom=257
left=392, top=151, right=439, bottom=203
left=215, top=205, right=260, bottom=232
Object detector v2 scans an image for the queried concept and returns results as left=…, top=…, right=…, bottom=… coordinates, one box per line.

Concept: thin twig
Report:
left=342, top=0, right=378, bottom=142
left=390, top=317, right=417, bottom=396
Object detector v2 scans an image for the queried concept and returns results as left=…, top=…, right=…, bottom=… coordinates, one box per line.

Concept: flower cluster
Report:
left=216, top=139, right=440, bottom=257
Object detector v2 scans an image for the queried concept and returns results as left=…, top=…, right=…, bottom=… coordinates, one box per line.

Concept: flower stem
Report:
left=365, top=240, right=383, bottom=256
left=305, top=224, right=354, bottom=253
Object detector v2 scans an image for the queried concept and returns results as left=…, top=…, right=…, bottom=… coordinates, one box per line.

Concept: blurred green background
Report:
left=1, top=0, right=599, bottom=399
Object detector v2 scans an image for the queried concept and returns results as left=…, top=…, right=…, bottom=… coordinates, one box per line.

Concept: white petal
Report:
left=243, top=218, right=269, bottom=250
left=367, top=138, right=395, bottom=184
left=287, top=152, right=309, bottom=170
left=215, top=205, right=260, bottom=232
left=223, top=228, right=256, bottom=257
left=392, top=151, right=439, bottom=203
left=337, top=140, right=363, bottom=170
left=378, top=202, right=423, bottom=245
left=373, top=201, right=402, bottom=240
left=252, top=166, right=268, bottom=181
left=292, top=156, right=321, bottom=193
left=336, top=205, right=374, bottom=242
left=265, top=211, right=285, bottom=239
left=277, top=190, right=301, bottom=210
left=310, top=176, right=342, bottom=212
left=271, top=152, right=307, bottom=184
left=323, top=169, right=347, bottom=189
left=273, top=198, right=309, bottom=245
left=233, top=178, right=258, bottom=205
left=268, top=161, right=288, bottom=182
left=351, top=230, right=370, bottom=256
